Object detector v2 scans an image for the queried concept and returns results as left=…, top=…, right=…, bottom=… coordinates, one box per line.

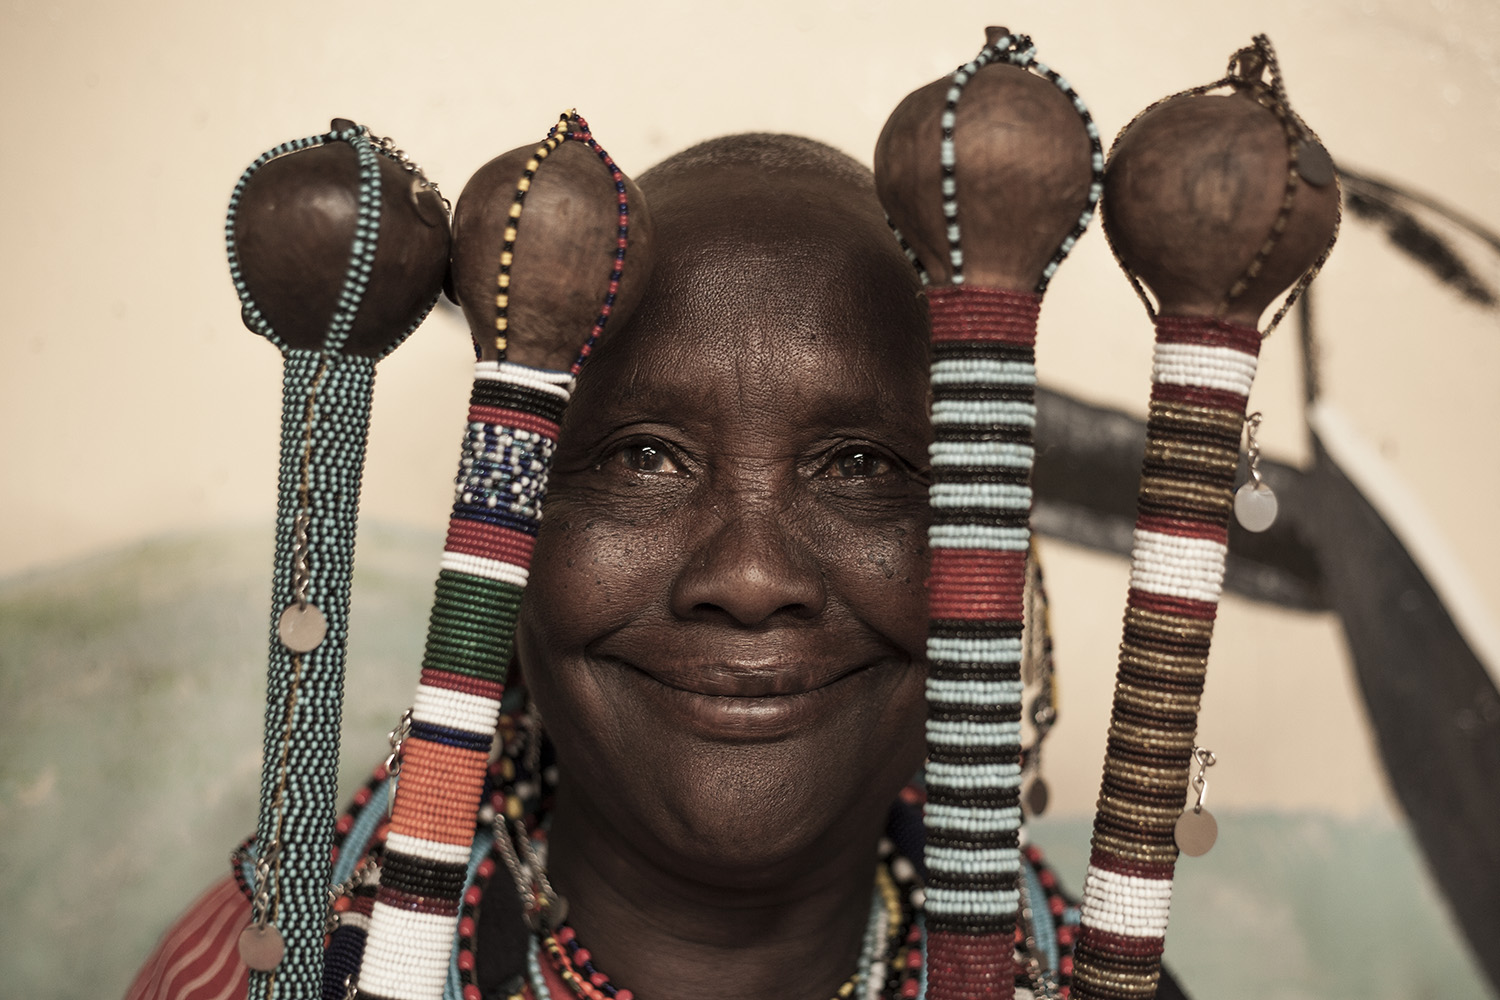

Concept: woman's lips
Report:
left=608, top=658, right=878, bottom=742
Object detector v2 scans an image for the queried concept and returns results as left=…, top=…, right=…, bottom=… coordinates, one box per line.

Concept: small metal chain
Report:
left=1016, top=876, right=1063, bottom=999
left=1244, top=412, right=1265, bottom=488
left=383, top=707, right=413, bottom=776
left=383, top=707, right=413, bottom=818
left=366, top=132, right=452, bottom=215
left=247, top=841, right=282, bottom=930
left=491, top=812, right=568, bottom=931
left=325, top=856, right=378, bottom=934
left=290, top=511, right=312, bottom=610
left=1190, top=745, right=1218, bottom=814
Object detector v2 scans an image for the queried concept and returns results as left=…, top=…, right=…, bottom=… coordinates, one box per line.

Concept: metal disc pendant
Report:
left=1023, top=776, right=1050, bottom=817
left=1234, top=482, right=1279, bottom=533
left=1175, top=807, right=1218, bottom=857
left=278, top=602, right=328, bottom=653
left=1296, top=138, right=1336, bottom=188
left=238, top=923, right=286, bottom=971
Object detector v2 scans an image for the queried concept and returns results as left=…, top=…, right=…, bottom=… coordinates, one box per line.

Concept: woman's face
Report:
left=517, top=168, right=930, bottom=884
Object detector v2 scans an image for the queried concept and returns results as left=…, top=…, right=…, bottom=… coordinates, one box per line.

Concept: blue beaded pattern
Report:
left=455, top=424, right=556, bottom=529
left=224, top=122, right=442, bottom=1000
left=254, top=350, right=377, bottom=1000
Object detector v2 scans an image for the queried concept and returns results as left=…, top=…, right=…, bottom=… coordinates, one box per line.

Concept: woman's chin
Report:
left=571, top=724, right=919, bottom=889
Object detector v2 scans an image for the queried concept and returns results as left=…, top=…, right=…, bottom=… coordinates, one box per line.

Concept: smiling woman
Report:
left=514, top=140, right=933, bottom=993
left=127, top=132, right=1190, bottom=1000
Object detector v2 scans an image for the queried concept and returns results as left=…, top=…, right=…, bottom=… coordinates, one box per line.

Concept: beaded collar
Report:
left=234, top=718, right=1082, bottom=1000
left=468, top=709, right=926, bottom=1000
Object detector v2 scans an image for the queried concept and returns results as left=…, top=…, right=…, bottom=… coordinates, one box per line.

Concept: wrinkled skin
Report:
left=514, top=162, right=932, bottom=1000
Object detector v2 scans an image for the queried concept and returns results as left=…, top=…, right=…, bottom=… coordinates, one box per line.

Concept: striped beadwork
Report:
left=919, top=32, right=1104, bottom=1000
left=357, top=363, right=571, bottom=1000
left=1071, top=316, right=1261, bottom=999
left=923, top=286, right=1041, bottom=1000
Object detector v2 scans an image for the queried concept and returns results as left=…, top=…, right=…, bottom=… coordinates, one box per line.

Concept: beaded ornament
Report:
left=225, top=120, right=445, bottom=1000
left=1071, top=37, right=1341, bottom=1000
left=351, top=113, right=634, bottom=1000
left=1099, top=34, right=1342, bottom=337
left=915, top=32, right=1101, bottom=1000
left=286, top=702, right=1083, bottom=1000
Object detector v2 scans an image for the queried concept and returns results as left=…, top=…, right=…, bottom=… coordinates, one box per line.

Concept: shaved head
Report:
left=613, top=132, right=923, bottom=348
left=639, top=133, right=878, bottom=194
left=521, top=127, right=933, bottom=924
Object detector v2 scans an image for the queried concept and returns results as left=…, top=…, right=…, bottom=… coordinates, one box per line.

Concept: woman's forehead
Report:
left=591, top=205, right=926, bottom=375
left=565, top=159, right=928, bottom=411
left=639, top=169, right=918, bottom=313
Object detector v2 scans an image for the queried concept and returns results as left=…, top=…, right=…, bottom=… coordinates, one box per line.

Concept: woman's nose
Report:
left=668, top=502, right=827, bottom=626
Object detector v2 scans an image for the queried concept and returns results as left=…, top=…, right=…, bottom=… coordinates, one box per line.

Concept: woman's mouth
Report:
left=606, top=657, right=880, bottom=743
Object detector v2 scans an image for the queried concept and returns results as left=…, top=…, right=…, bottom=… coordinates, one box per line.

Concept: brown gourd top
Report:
left=1102, top=38, right=1341, bottom=328
left=232, top=120, right=451, bottom=358
left=875, top=27, right=1098, bottom=292
left=450, top=115, right=654, bottom=372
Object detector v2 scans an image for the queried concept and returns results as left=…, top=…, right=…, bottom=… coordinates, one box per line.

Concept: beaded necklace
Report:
left=470, top=720, right=925, bottom=1000
left=524, top=865, right=904, bottom=1000
left=250, top=711, right=1080, bottom=1000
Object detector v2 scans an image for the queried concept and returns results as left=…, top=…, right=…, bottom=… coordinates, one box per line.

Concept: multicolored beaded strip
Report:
left=225, top=122, right=441, bottom=1000
left=355, top=117, right=633, bottom=1000
left=938, top=31, right=1104, bottom=293
left=922, top=32, right=1100, bottom=1000
left=531, top=866, right=902, bottom=1000
left=923, top=287, right=1038, bottom=1000
left=494, top=112, right=630, bottom=375
left=247, top=723, right=1082, bottom=1000
left=1070, top=317, right=1262, bottom=999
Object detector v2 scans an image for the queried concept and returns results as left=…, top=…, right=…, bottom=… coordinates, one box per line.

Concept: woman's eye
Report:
left=826, top=449, right=894, bottom=479
left=613, top=441, right=680, bottom=475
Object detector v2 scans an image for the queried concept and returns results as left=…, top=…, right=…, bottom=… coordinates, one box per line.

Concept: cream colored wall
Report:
left=1, top=0, right=1496, bottom=820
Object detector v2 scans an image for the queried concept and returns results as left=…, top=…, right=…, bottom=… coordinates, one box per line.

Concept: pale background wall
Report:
left=0, top=0, right=1497, bottom=995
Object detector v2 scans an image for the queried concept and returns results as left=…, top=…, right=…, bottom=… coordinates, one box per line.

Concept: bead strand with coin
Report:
left=225, top=118, right=450, bottom=999
left=1072, top=37, right=1339, bottom=1000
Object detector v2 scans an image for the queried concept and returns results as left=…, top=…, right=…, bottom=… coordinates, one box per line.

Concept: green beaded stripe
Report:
left=419, top=571, right=525, bottom=680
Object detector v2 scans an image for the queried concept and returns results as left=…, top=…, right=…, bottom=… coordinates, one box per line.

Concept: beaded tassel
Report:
left=1070, top=317, right=1260, bottom=999
left=356, top=115, right=631, bottom=1000
left=917, top=33, right=1103, bottom=1000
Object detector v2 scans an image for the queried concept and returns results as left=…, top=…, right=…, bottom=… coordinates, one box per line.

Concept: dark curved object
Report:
left=1307, top=433, right=1500, bottom=987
